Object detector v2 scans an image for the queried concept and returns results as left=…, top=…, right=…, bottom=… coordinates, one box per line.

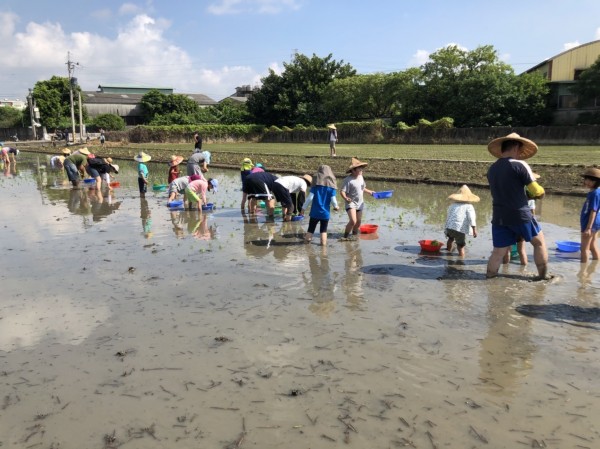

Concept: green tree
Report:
left=31, top=76, right=87, bottom=129
left=141, top=90, right=201, bottom=124
left=323, top=70, right=421, bottom=121
left=246, top=71, right=287, bottom=126
left=0, top=107, right=23, bottom=128
left=140, top=89, right=167, bottom=122
left=92, top=113, right=125, bottom=131
left=209, top=99, right=250, bottom=124
left=413, top=45, right=548, bottom=127
left=571, top=55, right=600, bottom=106
left=247, top=52, right=356, bottom=126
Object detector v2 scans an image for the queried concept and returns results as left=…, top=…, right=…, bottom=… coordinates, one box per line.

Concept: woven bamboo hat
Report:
left=448, top=185, right=480, bottom=203
left=169, top=155, right=184, bottom=167
left=487, top=133, right=538, bottom=160
left=582, top=167, right=600, bottom=179
left=346, top=157, right=368, bottom=173
left=327, top=124, right=336, bottom=130
left=134, top=152, right=151, bottom=163
left=300, top=174, right=312, bottom=186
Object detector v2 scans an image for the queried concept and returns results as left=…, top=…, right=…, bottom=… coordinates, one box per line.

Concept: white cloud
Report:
left=269, top=61, right=283, bottom=75
left=563, top=40, right=580, bottom=50
left=208, top=0, right=301, bottom=15
left=0, top=11, right=18, bottom=39
left=409, top=49, right=430, bottom=67
left=0, top=11, right=261, bottom=100
left=119, top=3, right=144, bottom=16
left=596, top=28, right=600, bottom=40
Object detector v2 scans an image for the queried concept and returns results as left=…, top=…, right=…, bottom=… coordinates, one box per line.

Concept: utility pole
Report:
left=66, top=52, right=78, bottom=143
left=77, top=89, right=84, bottom=142
left=27, top=89, right=37, bottom=140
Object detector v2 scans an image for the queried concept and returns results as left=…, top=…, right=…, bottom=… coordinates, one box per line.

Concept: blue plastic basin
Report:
left=373, top=190, right=393, bottom=199
left=556, top=240, right=581, bottom=252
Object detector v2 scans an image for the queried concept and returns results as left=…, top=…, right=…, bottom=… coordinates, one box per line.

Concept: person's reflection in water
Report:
left=68, top=188, right=89, bottom=215
left=170, top=210, right=185, bottom=239
left=575, top=260, right=600, bottom=300
left=90, top=189, right=122, bottom=223
left=140, top=197, right=152, bottom=238
left=578, top=260, right=599, bottom=290
left=304, top=245, right=337, bottom=318
left=342, top=240, right=365, bottom=310
left=478, top=279, right=546, bottom=398
left=193, top=213, right=216, bottom=240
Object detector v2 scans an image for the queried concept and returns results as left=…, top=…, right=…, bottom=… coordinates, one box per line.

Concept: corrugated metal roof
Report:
left=83, top=91, right=217, bottom=106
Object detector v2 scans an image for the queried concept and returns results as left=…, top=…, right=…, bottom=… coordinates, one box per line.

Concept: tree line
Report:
left=2, top=44, right=599, bottom=133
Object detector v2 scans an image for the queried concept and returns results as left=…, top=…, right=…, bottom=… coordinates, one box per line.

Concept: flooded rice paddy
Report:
left=0, top=153, right=598, bottom=448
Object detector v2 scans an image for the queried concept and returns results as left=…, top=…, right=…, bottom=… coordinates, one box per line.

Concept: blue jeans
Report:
left=64, top=160, right=79, bottom=182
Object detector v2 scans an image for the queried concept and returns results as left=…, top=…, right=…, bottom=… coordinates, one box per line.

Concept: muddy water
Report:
left=0, top=154, right=598, bottom=448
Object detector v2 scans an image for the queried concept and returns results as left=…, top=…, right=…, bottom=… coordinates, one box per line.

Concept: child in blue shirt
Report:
left=303, top=165, right=339, bottom=246
left=580, top=167, right=600, bottom=263
left=134, top=152, right=151, bottom=197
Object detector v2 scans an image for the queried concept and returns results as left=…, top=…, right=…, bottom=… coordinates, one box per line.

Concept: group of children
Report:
left=238, top=154, right=600, bottom=265
left=137, top=149, right=218, bottom=209
left=443, top=168, right=600, bottom=264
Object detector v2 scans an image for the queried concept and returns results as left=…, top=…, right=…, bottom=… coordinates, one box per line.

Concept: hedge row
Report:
left=107, top=121, right=600, bottom=145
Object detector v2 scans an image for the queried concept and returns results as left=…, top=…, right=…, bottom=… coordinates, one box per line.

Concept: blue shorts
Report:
left=492, top=219, right=542, bottom=248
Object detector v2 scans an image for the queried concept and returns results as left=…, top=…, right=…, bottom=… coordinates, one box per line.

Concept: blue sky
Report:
left=1, top=0, right=600, bottom=101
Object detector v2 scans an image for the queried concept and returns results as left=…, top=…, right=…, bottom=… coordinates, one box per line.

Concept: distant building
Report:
left=0, top=99, right=27, bottom=110
left=525, top=40, right=600, bottom=124
left=83, top=85, right=217, bottom=125
left=221, top=85, right=256, bottom=104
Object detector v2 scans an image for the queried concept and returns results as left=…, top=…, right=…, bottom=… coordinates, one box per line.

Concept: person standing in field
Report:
left=580, top=167, right=600, bottom=263
left=340, top=157, right=375, bottom=240
left=194, top=131, right=202, bottom=150
left=134, top=151, right=151, bottom=197
left=444, top=185, right=479, bottom=257
left=485, top=133, right=549, bottom=280
left=327, top=124, right=337, bottom=157
left=303, top=165, right=339, bottom=246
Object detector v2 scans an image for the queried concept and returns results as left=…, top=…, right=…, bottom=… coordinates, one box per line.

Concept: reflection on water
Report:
left=0, top=153, right=598, bottom=449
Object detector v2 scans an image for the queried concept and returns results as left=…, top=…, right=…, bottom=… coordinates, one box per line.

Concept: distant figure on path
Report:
left=327, top=124, right=337, bottom=157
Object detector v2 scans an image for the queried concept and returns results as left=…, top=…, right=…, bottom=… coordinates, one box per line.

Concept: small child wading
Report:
left=580, top=167, right=600, bottom=263
left=444, top=185, right=479, bottom=257
left=303, top=165, right=339, bottom=246
left=340, top=158, right=374, bottom=241
left=134, top=152, right=151, bottom=197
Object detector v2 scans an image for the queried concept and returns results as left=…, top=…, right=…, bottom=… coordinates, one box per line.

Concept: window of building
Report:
left=558, top=95, right=578, bottom=109
left=574, top=69, right=585, bottom=80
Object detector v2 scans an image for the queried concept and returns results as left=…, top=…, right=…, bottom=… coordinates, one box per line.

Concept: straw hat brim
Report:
left=301, top=174, right=312, bottom=186
left=346, top=159, right=368, bottom=173
left=448, top=185, right=480, bottom=203
left=582, top=167, right=600, bottom=179
left=487, top=133, right=538, bottom=160
left=169, top=156, right=184, bottom=167
left=78, top=147, right=90, bottom=156
left=134, top=153, right=151, bottom=163
left=327, top=124, right=336, bottom=130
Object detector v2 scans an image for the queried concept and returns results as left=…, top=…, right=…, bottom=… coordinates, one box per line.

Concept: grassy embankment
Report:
left=25, top=141, right=600, bottom=194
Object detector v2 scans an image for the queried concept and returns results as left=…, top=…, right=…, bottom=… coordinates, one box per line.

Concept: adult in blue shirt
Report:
left=486, top=133, right=548, bottom=280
